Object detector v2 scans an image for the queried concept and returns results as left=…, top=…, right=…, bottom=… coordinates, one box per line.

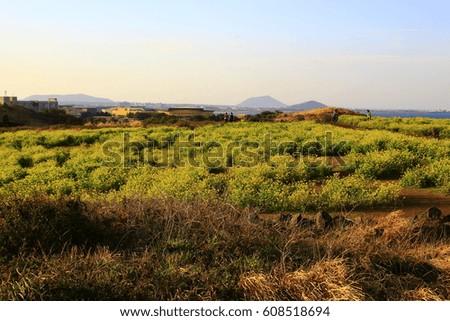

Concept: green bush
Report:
left=228, top=166, right=291, bottom=212
left=339, top=115, right=450, bottom=139
left=319, top=174, right=400, bottom=210
left=55, top=149, right=70, bottom=166
left=287, top=182, right=317, bottom=211
left=345, top=150, right=419, bottom=179
left=17, top=155, right=34, bottom=168
left=401, top=159, right=450, bottom=190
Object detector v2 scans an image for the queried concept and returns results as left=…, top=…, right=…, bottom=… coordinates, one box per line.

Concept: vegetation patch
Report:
left=0, top=119, right=448, bottom=300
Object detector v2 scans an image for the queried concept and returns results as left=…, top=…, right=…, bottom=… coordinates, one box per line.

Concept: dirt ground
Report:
left=260, top=187, right=450, bottom=221
left=329, top=188, right=450, bottom=219
left=392, top=188, right=449, bottom=216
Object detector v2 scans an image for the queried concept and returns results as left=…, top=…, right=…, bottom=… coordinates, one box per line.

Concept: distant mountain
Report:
left=237, top=96, right=287, bottom=108
left=287, top=100, right=327, bottom=111
left=25, top=94, right=115, bottom=105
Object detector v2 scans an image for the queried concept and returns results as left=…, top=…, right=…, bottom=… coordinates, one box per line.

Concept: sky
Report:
left=1, top=0, right=449, bottom=109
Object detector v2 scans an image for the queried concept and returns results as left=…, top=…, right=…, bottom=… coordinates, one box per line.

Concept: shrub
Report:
left=345, top=150, right=419, bottom=179
left=287, top=182, right=317, bottom=211
left=17, top=155, right=34, bottom=168
left=319, top=174, right=400, bottom=210
left=55, top=149, right=70, bottom=166
left=339, top=115, right=450, bottom=139
left=401, top=159, right=450, bottom=190
left=228, top=175, right=290, bottom=212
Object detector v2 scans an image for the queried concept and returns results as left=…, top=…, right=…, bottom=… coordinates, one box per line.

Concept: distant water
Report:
left=370, top=110, right=450, bottom=119
left=216, top=108, right=450, bottom=119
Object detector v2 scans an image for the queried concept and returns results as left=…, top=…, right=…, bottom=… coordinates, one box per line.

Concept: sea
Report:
left=368, top=110, right=449, bottom=119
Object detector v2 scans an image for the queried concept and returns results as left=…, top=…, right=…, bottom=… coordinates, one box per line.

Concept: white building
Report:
left=0, top=96, right=18, bottom=105
left=1, top=96, right=58, bottom=112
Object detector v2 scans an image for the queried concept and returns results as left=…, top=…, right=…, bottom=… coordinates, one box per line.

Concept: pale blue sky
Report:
left=1, top=0, right=449, bottom=109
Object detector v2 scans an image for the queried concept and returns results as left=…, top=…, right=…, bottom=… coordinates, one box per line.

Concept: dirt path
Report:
left=396, top=188, right=450, bottom=216
left=335, top=188, right=450, bottom=219
left=260, top=188, right=450, bottom=221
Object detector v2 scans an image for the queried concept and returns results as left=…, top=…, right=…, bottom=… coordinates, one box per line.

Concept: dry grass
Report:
left=374, top=210, right=412, bottom=240
left=403, top=287, right=442, bottom=301
left=239, top=259, right=365, bottom=301
left=282, top=259, right=365, bottom=300
left=238, top=273, right=279, bottom=300
left=1, top=194, right=449, bottom=300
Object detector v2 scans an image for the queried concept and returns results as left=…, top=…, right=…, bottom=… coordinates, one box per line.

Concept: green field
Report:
left=1, top=120, right=448, bottom=205
left=1, top=117, right=449, bottom=300
left=338, top=115, right=450, bottom=139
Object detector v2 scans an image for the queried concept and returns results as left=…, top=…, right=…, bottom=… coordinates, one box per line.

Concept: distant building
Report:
left=0, top=96, right=18, bottom=105
left=1, top=95, right=58, bottom=112
left=59, top=106, right=97, bottom=118
left=158, top=107, right=214, bottom=117
left=105, top=107, right=152, bottom=117
left=18, top=98, right=59, bottom=112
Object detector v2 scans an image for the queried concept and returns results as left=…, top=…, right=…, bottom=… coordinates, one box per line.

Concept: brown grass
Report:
left=239, top=259, right=364, bottom=300
left=0, top=194, right=449, bottom=300
left=403, top=287, right=442, bottom=301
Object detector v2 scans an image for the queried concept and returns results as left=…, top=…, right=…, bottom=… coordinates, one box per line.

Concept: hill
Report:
left=286, top=100, right=327, bottom=111
left=25, top=94, right=115, bottom=105
left=275, top=107, right=363, bottom=122
left=0, top=104, right=81, bottom=127
left=237, top=95, right=286, bottom=108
